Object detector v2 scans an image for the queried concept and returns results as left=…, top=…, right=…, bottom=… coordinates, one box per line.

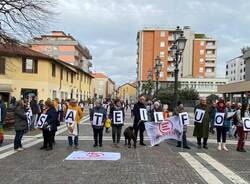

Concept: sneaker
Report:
left=139, top=143, right=146, bottom=146
left=17, top=148, right=25, bottom=151
left=40, top=146, right=47, bottom=150
left=99, top=144, right=102, bottom=147
left=176, top=144, right=181, bottom=148
left=241, top=148, right=247, bottom=152
left=46, top=147, right=53, bottom=151
left=203, top=145, right=208, bottom=149
left=93, top=144, right=98, bottom=147
left=197, top=145, right=202, bottom=149
left=74, top=146, right=79, bottom=150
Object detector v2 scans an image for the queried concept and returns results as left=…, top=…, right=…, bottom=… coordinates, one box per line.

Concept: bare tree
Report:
left=0, top=0, right=55, bottom=43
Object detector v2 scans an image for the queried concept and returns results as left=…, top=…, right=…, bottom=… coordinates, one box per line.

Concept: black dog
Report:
left=124, top=126, right=136, bottom=148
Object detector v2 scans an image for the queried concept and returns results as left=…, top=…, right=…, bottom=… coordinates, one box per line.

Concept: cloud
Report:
left=53, top=0, right=250, bottom=84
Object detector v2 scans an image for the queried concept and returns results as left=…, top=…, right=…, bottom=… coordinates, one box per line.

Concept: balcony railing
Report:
left=206, top=54, right=216, bottom=60
left=205, top=62, right=216, bottom=67
left=205, top=72, right=215, bottom=78
left=206, top=45, right=216, bottom=49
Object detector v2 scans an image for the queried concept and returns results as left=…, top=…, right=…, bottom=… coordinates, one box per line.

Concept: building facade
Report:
left=92, top=73, right=116, bottom=100
left=117, top=82, right=137, bottom=104
left=0, top=44, right=92, bottom=103
left=28, top=31, right=92, bottom=73
left=136, top=26, right=221, bottom=96
left=225, top=56, right=245, bottom=83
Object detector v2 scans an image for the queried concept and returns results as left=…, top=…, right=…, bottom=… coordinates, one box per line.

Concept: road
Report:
left=0, top=110, right=249, bottom=184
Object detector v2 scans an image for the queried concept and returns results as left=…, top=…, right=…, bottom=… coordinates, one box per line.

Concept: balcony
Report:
left=206, top=45, right=216, bottom=49
left=168, top=56, right=174, bottom=62
left=205, top=62, right=216, bottom=67
left=206, top=54, right=216, bottom=60
left=168, top=35, right=175, bottom=41
left=167, top=77, right=174, bottom=81
left=167, top=66, right=175, bottom=72
left=205, top=72, right=215, bottom=78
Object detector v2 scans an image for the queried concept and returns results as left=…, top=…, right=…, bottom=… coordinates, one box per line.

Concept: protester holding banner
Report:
left=0, top=95, right=6, bottom=146
left=214, top=99, right=229, bottom=151
left=30, top=96, right=40, bottom=130
left=149, top=101, right=163, bottom=122
left=90, top=100, right=107, bottom=147
left=40, top=100, right=58, bottom=151
left=109, top=99, right=125, bottom=148
left=133, top=95, right=147, bottom=146
left=66, top=99, right=84, bottom=149
left=163, top=104, right=170, bottom=120
left=14, top=100, right=28, bottom=151
left=209, top=101, right=217, bottom=134
left=175, top=103, right=190, bottom=149
left=236, top=103, right=249, bottom=152
left=193, top=97, right=211, bottom=149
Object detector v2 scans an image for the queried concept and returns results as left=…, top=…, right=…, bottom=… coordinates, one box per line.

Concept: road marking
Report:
left=179, top=152, right=223, bottom=184
left=197, top=153, right=249, bottom=184
left=0, top=117, right=90, bottom=159
left=0, top=138, right=34, bottom=152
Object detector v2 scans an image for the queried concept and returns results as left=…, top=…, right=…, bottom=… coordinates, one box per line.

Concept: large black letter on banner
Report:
left=180, top=113, right=188, bottom=125
left=66, top=111, right=75, bottom=121
left=94, top=113, right=102, bottom=125
left=215, top=115, right=223, bottom=125
left=114, top=111, right=122, bottom=123
left=194, top=110, right=204, bottom=122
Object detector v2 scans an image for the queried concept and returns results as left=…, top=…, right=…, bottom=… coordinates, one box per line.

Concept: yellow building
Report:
left=117, top=82, right=137, bottom=104
left=0, top=44, right=93, bottom=102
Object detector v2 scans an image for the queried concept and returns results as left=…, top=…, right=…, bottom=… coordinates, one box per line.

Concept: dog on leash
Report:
left=124, top=126, right=136, bottom=148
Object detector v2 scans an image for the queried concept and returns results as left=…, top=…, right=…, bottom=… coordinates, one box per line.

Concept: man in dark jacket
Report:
left=14, top=100, right=28, bottom=151
left=90, top=100, right=107, bottom=147
left=133, top=95, right=147, bottom=146
left=30, top=96, right=40, bottom=130
left=0, top=95, right=6, bottom=146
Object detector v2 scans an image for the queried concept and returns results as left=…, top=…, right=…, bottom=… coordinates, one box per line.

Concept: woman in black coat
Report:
left=14, top=100, right=28, bottom=151
left=40, top=100, right=58, bottom=151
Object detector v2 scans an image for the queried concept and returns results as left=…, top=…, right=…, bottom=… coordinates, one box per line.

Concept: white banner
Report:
left=179, top=112, right=189, bottom=125
left=140, top=108, right=148, bottom=121
left=67, top=122, right=78, bottom=136
left=93, top=113, right=103, bottom=126
left=145, top=116, right=182, bottom=147
left=65, top=109, right=77, bottom=124
left=36, top=114, right=48, bottom=129
left=65, top=151, right=121, bottom=161
left=153, top=112, right=164, bottom=123
left=227, top=112, right=235, bottom=119
left=194, top=109, right=205, bottom=123
left=26, top=108, right=33, bottom=127
left=214, top=113, right=225, bottom=127
left=243, top=117, right=250, bottom=131
left=113, top=111, right=123, bottom=124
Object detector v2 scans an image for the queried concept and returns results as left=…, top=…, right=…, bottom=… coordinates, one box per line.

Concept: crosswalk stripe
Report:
left=197, top=153, right=248, bottom=184
left=179, top=152, right=223, bottom=184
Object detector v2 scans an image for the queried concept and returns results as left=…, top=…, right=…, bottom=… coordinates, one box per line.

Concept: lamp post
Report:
left=147, top=69, right=153, bottom=96
left=171, top=26, right=187, bottom=108
left=154, top=56, right=162, bottom=97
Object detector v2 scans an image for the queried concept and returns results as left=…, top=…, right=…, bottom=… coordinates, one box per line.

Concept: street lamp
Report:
left=154, top=56, right=162, bottom=97
left=147, top=69, right=153, bottom=96
left=171, top=27, right=187, bottom=108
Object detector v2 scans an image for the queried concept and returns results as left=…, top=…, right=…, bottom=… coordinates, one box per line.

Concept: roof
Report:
left=118, top=82, right=137, bottom=90
left=92, top=73, right=108, bottom=78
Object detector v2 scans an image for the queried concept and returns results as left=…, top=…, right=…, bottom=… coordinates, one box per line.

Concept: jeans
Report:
left=31, top=114, right=38, bottom=129
left=93, top=128, right=103, bottom=145
left=134, top=121, right=145, bottom=144
left=237, top=126, right=247, bottom=150
left=14, top=130, right=24, bottom=149
left=112, top=126, right=122, bottom=144
left=42, top=129, right=53, bottom=148
left=68, top=124, right=79, bottom=146
left=216, top=126, right=227, bottom=143
left=177, top=131, right=188, bottom=147
left=197, top=137, right=208, bottom=146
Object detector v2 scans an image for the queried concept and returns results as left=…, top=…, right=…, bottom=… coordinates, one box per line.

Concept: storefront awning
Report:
left=218, top=80, right=250, bottom=94
left=0, top=84, right=12, bottom=93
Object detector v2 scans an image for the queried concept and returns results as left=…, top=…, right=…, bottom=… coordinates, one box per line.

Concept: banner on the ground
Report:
left=36, top=114, right=48, bottom=129
left=65, top=109, right=77, bottom=124
left=145, top=116, right=182, bottom=147
left=113, top=111, right=123, bottom=124
left=194, top=109, right=205, bottom=123
left=242, top=117, right=250, bottom=131
left=179, top=112, right=189, bottom=125
left=65, top=151, right=121, bottom=161
left=154, top=112, right=164, bottom=123
left=214, top=113, right=225, bottom=126
left=140, top=108, right=148, bottom=121
left=93, top=113, right=104, bottom=126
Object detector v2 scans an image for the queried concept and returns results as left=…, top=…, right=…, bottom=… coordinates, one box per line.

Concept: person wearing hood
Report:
left=90, top=100, right=107, bottom=147
left=109, top=99, right=125, bottom=148
left=215, top=99, right=229, bottom=151
left=14, top=100, right=28, bottom=151
left=133, top=95, right=147, bottom=146
left=149, top=101, right=162, bottom=122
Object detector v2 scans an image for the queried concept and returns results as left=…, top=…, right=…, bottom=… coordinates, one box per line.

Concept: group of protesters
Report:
left=0, top=93, right=249, bottom=153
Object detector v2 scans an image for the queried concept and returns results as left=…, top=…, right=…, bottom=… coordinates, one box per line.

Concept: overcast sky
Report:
left=53, top=0, right=250, bottom=85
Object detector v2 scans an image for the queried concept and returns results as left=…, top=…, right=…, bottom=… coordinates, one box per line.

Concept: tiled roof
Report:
left=92, top=73, right=108, bottom=78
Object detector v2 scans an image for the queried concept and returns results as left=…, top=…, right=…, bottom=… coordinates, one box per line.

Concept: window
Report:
left=52, top=63, right=56, bottom=77
left=159, top=72, right=164, bottom=78
left=226, top=71, right=228, bottom=75
left=66, top=71, right=69, bottom=81
left=161, top=61, right=164, bottom=68
left=60, top=68, right=63, bottom=80
left=200, top=58, right=204, bottom=63
left=206, top=68, right=213, bottom=73
left=226, top=65, right=228, bottom=69
left=200, top=50, right=204, bottom=55
left=0, top=58, right=5, bottom=75
left=160, top=31, right=165, bottom=37
left=71, top=73, right=74, bottom=83
left=206, top=50, right=213, bottom=55
left=200, top=41, right=205, bottom=46
left=199, top=67, right=203, bottom=73
left=52, top=90, right=57, bottom=99
left=160, top=51, right=165, bottom=57
left=160, top=42, right=165, bottom=48
left=22, top=58, right=38, bottom=73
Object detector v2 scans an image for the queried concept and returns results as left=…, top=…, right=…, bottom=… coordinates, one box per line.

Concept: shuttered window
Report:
left=22, top=58, right=38, bottom=73
left=0, top=58, right=6, bottom=75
